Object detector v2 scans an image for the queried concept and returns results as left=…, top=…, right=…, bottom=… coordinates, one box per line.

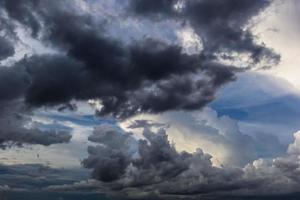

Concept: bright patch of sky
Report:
left=253, top=0, right=300, bottom=89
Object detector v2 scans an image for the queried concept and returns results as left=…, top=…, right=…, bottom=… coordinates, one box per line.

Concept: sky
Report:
left=1, top=0, right=300, bottom=199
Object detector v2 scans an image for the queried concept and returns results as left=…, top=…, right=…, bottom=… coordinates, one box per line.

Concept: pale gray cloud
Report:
left=0, top=100, right=71, bottom=148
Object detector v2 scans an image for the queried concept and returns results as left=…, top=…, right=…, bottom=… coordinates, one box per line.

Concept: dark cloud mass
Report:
left=0, top=63, right=72, bottom=147
left=0, top=65, right=29, bottom=101
left=0, top=68, right=71, bottom=147
left=0, top=0, right=279, bottom=119
left=0, top=37, right=14, bottom=60
left=21, top=55, right=87, bottom=106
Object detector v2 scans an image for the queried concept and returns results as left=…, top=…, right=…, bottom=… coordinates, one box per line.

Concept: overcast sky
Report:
left=1, top=0, right=300, bottom=200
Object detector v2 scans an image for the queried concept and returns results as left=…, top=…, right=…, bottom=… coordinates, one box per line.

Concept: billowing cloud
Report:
left=243, top=131, right=300, bottom=194
left=0, top=64, right=72, bottom=147
left=82, top=125, right=136, bottom=182
left=82, top=123, right=300, bottom=199
left=122, top=107, right=285, bottom=166
left=0, top=0, right=279, bottom=119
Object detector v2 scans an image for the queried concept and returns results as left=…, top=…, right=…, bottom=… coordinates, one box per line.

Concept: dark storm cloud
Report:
left=21, top=55, right=87, bottom=106
left=0, top=37, right=14, bottom=60
left=0, top=65, right=29, bottom=101
left=81, top=124, right=300, bottom=199
left=0, top=0, right=278, bottom=119
left=131, top=0, right=177, bottom=17
left=0, top=65, right=71, bottom=147
left=11, top=51, right=235, bottom=119
left=33, top=3, right=237, bottom=118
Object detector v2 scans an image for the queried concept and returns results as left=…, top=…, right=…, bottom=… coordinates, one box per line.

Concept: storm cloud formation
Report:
left=0, top=64, right=71, bottom=147
left=0, top=0, right=289, bottom=199
left=82, top=123, right=300, bottom=199
left=0, top=0, right=279, bottom=119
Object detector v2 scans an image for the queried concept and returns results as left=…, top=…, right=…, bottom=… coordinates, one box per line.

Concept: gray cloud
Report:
left=0, top=61, right=72, bottom=147
left=0, top=36, right=14, bottom=60
left=83, top=124, right=247, bottom=196
left=130, top=0, right=280, bottom=66
left=82, top=125, right=137, bottom=182
left=0, top=65, right=29, bottom=101
left=81, top=123, right=300, bottom=199
left=0, top=100, right=71, bottom=148
left=0, top=163, right=88, bottom=190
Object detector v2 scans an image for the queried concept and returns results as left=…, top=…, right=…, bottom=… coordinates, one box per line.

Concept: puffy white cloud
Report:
left=287, top=131, right=300, bottom=155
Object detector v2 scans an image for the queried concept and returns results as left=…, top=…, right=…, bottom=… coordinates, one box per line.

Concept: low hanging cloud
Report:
left=0, top=163, right=88, bottom=190
left=0, top=100, right=71, bottom=148
left=81, top=123, right=300, bottom=199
